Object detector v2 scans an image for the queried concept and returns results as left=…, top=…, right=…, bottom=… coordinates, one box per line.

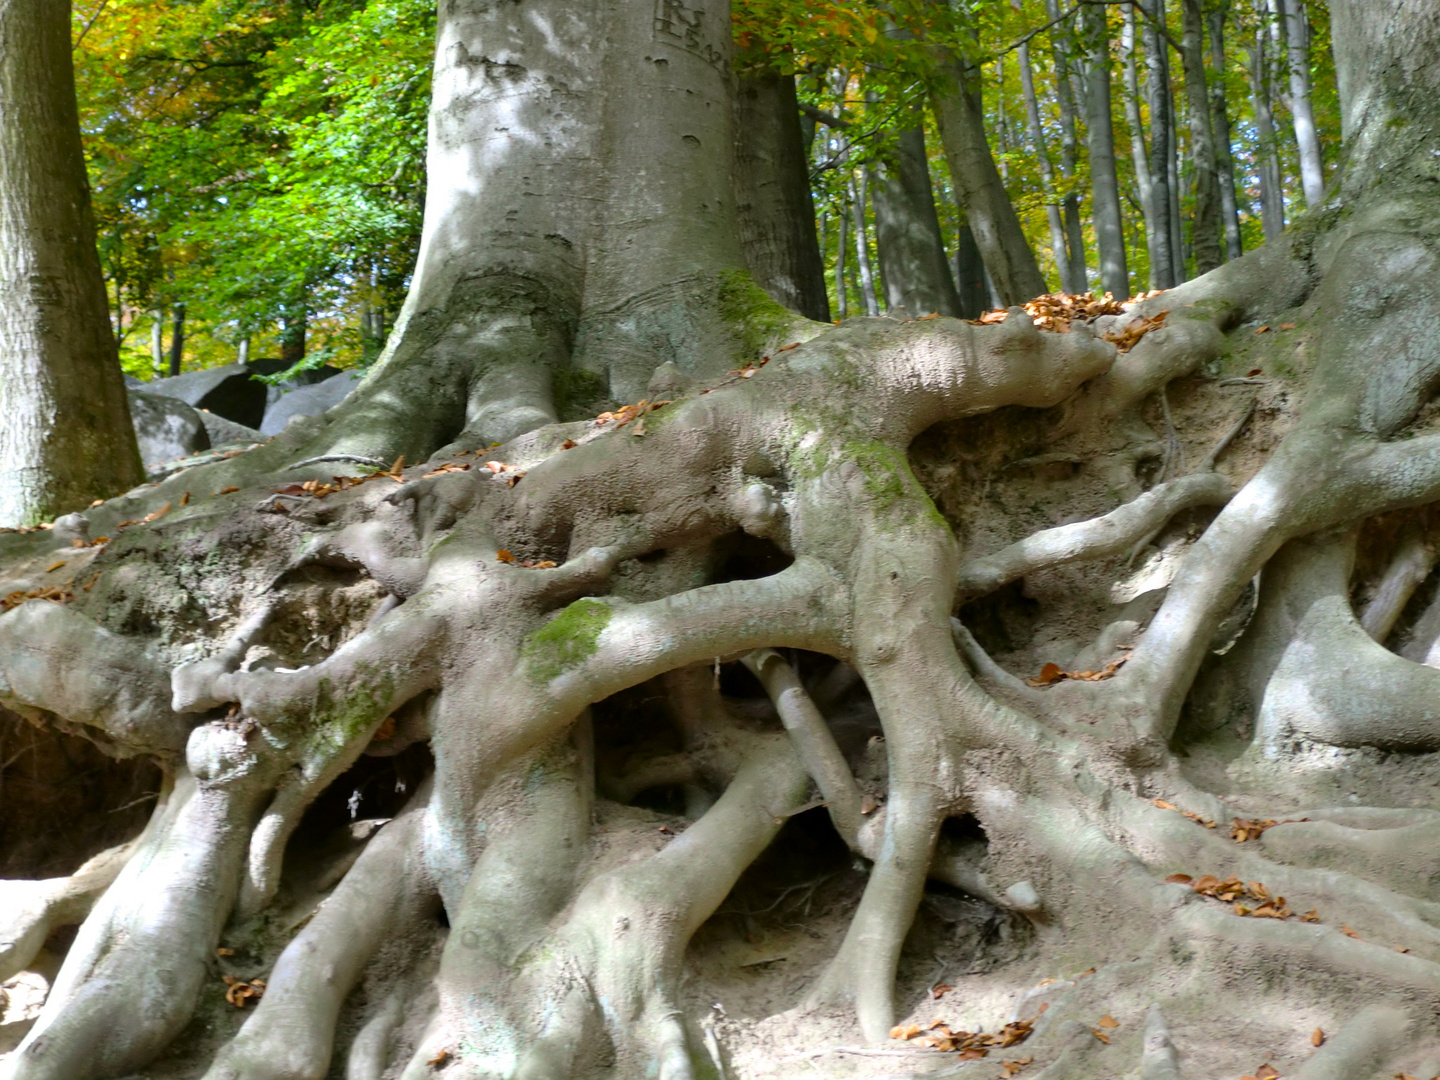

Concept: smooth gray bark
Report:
left=834, top=207, right=849, bottom=319
left=1180, top=0, right=1223, bottom=275
left=1142, top=0, right=1176, bottom=289
left=733, top=70, right=830, bottom=322
left=1079, top=2, right=1130, bottom=297
left=1281, top=0, right=1325, bottom=208
left=849, top=172, right=880, bottom=317
left=1207, top=1, right=1244, bottom=260
left=1121, top=7, right=1161, bottom=288
left=1044, top=0, right=1088, bottom=292
left=0, top=0, right=143, bottom=527
left=870, top=125, right=962, bottom=317
left=1250, top=0, right=1287, bottom=240
left=952, top=221, right=988, bottom=318
left=931, top=51, right=1048, bottom=305
left=1018, top=40, right=1072, bottom=292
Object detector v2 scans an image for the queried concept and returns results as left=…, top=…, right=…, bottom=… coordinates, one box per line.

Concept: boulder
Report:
left=198, top=411, right=267, bottom=448
left=260, top=370, right=364, bottom=436
left=142, top=364, right=268, bottom=429
left=127, top=390, right=210, bottom=470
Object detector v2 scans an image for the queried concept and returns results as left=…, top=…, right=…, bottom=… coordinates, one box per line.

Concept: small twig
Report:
left=286, top=454, right=389, bottom=472
left=1201, top=397, right=1258, bottom=471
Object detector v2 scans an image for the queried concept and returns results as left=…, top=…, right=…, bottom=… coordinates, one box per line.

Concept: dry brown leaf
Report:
left=1255, top=325, right=1272, bottom=334
left=1153, top=799, right=1178, bottom=811
left=1278, top=322, right=1297, bottom=330
left=1027, top=662, right=1066, bottom=687
left=373, top=717, right=397, bottom=741
left=1311, top=1028, right=1324, bottom=1047
left=1341, top=925, right=1362, bottom=939
left=495, top=550, right=515, bottom=564
left=890, top=1024, right=922, bottom=1041
left=427, top=1047, right=451, bottom=1067
left=215, top=947, right=234, bottom=956
left=1091, top=1028, right=1111, bottom=1044
left=45, top=560, right=65, bottom=572
left=561, top=439, right=577, bottom=449
left=1165, top=873, right=1194, bottom=884
left=930, top=983, right=953, bottom=999
left=180, top=491, right=191, bottom=506
left=216, top=486, right=239, bottom=494
left=1255, top=1065, right=1280, bottom=1079
left=1097, top=1014, right=1119, bottom=1028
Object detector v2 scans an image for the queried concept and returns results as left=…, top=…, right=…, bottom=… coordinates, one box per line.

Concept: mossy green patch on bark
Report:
left=522, top=598, right=613, bottom=683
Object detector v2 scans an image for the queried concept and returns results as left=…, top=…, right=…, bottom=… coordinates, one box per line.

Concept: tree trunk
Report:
left=150, top=314, right=164, bottom=376
left=1281, top=0, right=1326, bottom=208
left=1018, top=40, right=1072, bottom=294
left=733, top=69, right=830, bottom=322
left=1208, top=0, right=1244, bottom=260
left=952, top=219, right=988, bottom=318
left=16, top=3, right=1440, bottom=1080
left=833, top=206, right=848, bottom=320
left=1143, top=0, right=1176, bottom=289
left=1044, top=0, right=1088, bottom=293
left=1180, top=0, right=1223, bottom=275
left=1121, top=6, right=1161, bottom=289
left=1250, top=0, right=1287, bottom=239
left=870, top=125, right=963, bottom=317
left=931, top=50, right=1048, bottom=305
left=1079, top=1, right=1131, bottom=297
left=849, top=171, right=880, bottom=317
left=0, top=0, right=143, bottom=527
left=166, top=304, right=185, bottom=378
left=278, top=306, right=305, bottom=368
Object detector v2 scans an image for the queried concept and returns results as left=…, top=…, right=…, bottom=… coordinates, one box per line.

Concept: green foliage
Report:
left=74, top=0, right=432, bottom=374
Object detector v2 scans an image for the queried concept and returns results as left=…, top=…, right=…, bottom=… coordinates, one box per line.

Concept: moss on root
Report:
left=521, top=598, right=614, bottom=684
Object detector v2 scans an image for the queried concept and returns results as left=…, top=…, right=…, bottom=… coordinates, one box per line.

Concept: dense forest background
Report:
left=75, top=0, right=1338, bottom=378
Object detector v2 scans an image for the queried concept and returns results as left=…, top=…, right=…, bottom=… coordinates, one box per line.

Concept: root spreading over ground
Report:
left=8, top=122, right=1440, bottom=1080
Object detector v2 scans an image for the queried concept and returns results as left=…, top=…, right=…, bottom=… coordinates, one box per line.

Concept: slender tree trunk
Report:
left=1208, top=1, right=1244, bottom=260
left=1281, top=0, right=1325, bottom=207
left=733, top=70, right=830, bottom=322
left=166, top=303, right=185, bottom=378
left=279, top=306, right=305, bottom=367
left=850, top=172, right=880, bottom=317
left=1045, top=0, right=1088, bottom=292
left=237, top=337, right=250, bottom=365
left=833, top=205, right=848, bottom=320
left=1250, top=0, right=1287, bottom=239
left=1080, top=2, right=1130, bottom=297
left=1019, top=40, right=1070, bottom=294
left=0, top=0, right=144, bottom=525
left=1180, top=0, right=1223, bottom=274
left=150, top=314, right=164, bottom=375
left=870, top=124, right=962, bottom=318
left=1144, top=0, right=1178, bottom=289
left=931, top=50, right=1048, bottom=305
left=1122, top=5, right=1162, bottom=289
left=952, top=220, right=988, bottom=318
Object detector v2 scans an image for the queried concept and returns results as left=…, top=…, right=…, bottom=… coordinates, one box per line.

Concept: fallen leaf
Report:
left=930, top=983, right=953, bottom=999
left=1255, top=325, right=1272, bottom=334
left=1097, top=1014, right=1119, bottom=1028
left=1165, top=873, right=1194, bottom=884
left=861, top=796, right=880, bottom=814
left=427, top=1047, right=451, bottom=1067
left=216, top=947, right=234, bottom=956
left=1027, top=662, right=1067, bottom=687
left=1256, top=1065, right=1280, bottom=1079
left=495, top=550, right=515, bottom=563
left=561, top=439, right=577, bottom=449
left=373, top=716, right=396, bottom=741
left=1341, top=925, right=1362, bottom=939
left=1394, top=946, right=1411, bottom=953
left=1248, top=368, right=1263, bottom=376
left=180, top=491, right=191, bottom=506
left=1278, top=322, right=1297, bottom=330
left=890, top=1024, right=922, bottom=1040
left=216, top=486, right=239, bottom=495
left=1091, top=1028, right=1110, bottom=1044
left=1153, top=799, right=1178, bottom=811
left=1312, top=1028, right=1324, bottom=1047
left=45, top=560, right=65, bottom=572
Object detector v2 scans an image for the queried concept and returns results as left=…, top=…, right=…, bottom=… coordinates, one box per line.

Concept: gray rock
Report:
left=198, top=411, right=267, bottom=448
left=260, top=370, right=364, bottom=436
left=127, top=390, right=210, bottom=470
left=142, top=364, right=268, bottom=429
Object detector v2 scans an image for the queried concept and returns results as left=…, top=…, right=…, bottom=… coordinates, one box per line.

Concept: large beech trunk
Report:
left=869, top=125, right=963, bottom=318
left=0, top=0, right=143, bottom=527
left=8, top=3, right=1440, bottom=1080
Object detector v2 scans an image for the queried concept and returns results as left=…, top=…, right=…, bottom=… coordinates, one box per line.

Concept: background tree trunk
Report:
left=849, top=172, right=880, bottom=317
left=1208, top=0, right=1244, bottom=260
left=1045, top=0, right=1088, bottom=293
left=1180, top=0, right=1223, bottom=274
left=870, top=125, right=963, bottom=317
left=0, top=0, right=143, bottom=527
left=167, top=304, right=186, bottom=377
left=932, top=51, right=1048, bottom=305
left=1079, top=2, right=1131, bottom=297
left=1250, top=0, right=1287, bottom=239
left=1018, top=39, right=1072, bottom=294
left=1121, top=6, right=1162, bottom=289
left=733, top=69, right=830, bottom=322
left=952, top=220, right=988, bottom=318
left=1281, top=0, right=1325, bottom=208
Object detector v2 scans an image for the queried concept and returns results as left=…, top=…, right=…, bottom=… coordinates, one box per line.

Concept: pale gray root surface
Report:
left=8, top=2, right=1440, bottom=1076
